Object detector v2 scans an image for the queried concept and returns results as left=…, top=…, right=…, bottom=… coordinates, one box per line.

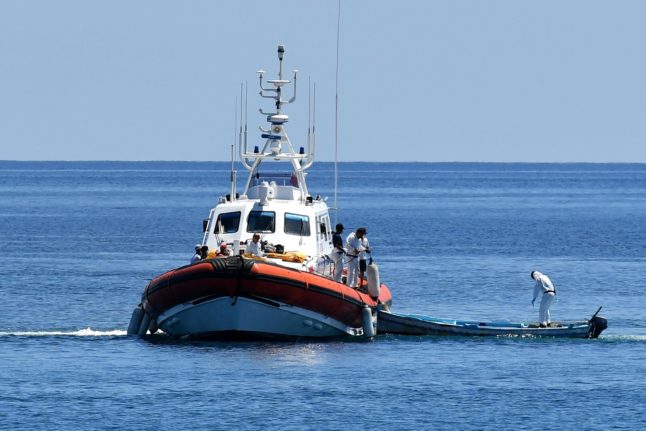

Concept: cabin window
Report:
left=323, top=216, right=331, bottom=241
left=247, top=211, right=276, bottom=233
left=284, top=213, right=311, bottom=236
left=214, top=212, right=241, bottom=234
left=316, top=214, right=331, bottom=242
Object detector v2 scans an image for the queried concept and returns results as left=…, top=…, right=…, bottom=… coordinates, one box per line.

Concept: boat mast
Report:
left=239, top=45, right=316, bottom=200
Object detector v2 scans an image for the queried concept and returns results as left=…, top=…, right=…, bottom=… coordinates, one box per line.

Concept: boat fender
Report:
left=137, top=312, right=151, bottom=337
left=366, top=262, right=381, bottom=299
left=127, top=305, right=145, bottom=336
left=362, top=306, right=376, bottom=338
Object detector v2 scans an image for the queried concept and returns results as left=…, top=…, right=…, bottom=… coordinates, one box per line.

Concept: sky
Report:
left=1, top=1, right=645, bottom=162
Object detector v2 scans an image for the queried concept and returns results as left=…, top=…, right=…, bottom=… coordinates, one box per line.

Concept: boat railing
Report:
left=305, top=255, right=336, bottom=280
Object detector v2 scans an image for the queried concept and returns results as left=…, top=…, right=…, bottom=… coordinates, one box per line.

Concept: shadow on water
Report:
left=137, top=331, right=646, bottom=349
left=2, top=328, right=645, bottom=346
left=139, top=331, right=373, bottom=348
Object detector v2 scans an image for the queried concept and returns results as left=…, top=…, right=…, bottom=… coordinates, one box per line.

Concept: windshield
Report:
left=214, top=212, right=241, bottom=234
left=251, top=172, right=298, bottom=188
left=247, top=211, right=276, bottom=233
left=284, top=213, right=310, bottom=236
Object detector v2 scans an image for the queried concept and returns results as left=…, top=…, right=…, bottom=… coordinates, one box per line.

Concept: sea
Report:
left=1, top=161, right=645, bottom=430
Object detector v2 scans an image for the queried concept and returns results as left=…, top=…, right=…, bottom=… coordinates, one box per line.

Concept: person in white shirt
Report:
left=190, top=244, right=202, bottom=264
left=246, top=234, right=264, bottom=257
left=345, top=227, right=368, bottom=287
left=531, top=271, right=556, bottom=327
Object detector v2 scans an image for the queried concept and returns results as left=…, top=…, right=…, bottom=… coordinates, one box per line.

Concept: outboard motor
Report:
left=587, top=307, right=608, bottom=338
left=589, top=315, right=608, bottom=338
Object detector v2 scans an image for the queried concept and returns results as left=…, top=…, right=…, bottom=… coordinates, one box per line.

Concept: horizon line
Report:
left=1, top=160, right=645, bottom=165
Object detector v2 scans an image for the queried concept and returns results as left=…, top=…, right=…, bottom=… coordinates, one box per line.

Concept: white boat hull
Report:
left=156, top=296, right=362, bottom=339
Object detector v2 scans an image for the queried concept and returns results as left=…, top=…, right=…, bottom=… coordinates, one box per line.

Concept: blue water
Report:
left=1, top=161, right=645, bottom=430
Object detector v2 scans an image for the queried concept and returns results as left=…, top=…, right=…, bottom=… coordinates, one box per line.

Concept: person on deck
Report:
left=531, top=270, right=557, bottom=328
left=246, top=234, right=264, bottom=257
left=190, top=245, right=202, bottom=264
left=200, top=245, right=209, bottom=260
left=345, top=227, right=368, bottom=288
left=217, top=242, right=231, bottom=257
left=331, top=224, right=345, bottom=282
left=359, top=232, right=370, bottom=282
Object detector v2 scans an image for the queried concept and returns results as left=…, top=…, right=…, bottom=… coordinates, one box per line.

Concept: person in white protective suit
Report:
left=531, top=271, right=557, bottom=327
left=345, top=227, right=369, bottom=287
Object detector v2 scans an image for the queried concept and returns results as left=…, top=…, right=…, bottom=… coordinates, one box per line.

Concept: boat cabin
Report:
left=202, top=169, right=333, bottom=262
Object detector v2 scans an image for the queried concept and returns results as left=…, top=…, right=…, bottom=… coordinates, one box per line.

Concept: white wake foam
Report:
left=0, top=327, right=128, bottom=337
left=602, top=334, right=646, bottom=342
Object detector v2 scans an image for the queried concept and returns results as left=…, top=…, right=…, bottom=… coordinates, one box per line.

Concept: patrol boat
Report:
left=127, top=45, right=392, bottom=339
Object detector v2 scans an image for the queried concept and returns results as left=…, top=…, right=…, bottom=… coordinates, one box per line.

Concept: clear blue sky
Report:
left=1, top=1, right=645, bottom=162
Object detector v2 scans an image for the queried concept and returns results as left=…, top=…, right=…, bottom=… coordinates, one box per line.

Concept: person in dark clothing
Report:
left=331, top=223, right=345, bottom=282
left=200, top=245, right=209, bottom=259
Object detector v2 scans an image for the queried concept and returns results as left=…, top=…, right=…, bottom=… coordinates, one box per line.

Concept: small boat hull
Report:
left=377, top=310, right=608, bottom=339
left=138, top=256, right=392, bottom=339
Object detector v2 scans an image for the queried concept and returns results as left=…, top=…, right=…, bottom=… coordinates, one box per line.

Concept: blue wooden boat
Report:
left=377, top=307, right=607, bottom=338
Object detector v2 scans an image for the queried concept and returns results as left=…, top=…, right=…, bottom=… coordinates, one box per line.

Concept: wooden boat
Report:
left=377, top=307, right=607, bottom=338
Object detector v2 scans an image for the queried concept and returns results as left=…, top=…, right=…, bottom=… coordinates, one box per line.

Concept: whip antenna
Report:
left=334, top=0, right=341, bottom=224
left=230, top=95, right=238, bottom=201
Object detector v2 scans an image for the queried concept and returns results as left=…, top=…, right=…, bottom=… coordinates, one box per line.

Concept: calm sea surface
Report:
left=1, top=161, right=645, bottom=430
